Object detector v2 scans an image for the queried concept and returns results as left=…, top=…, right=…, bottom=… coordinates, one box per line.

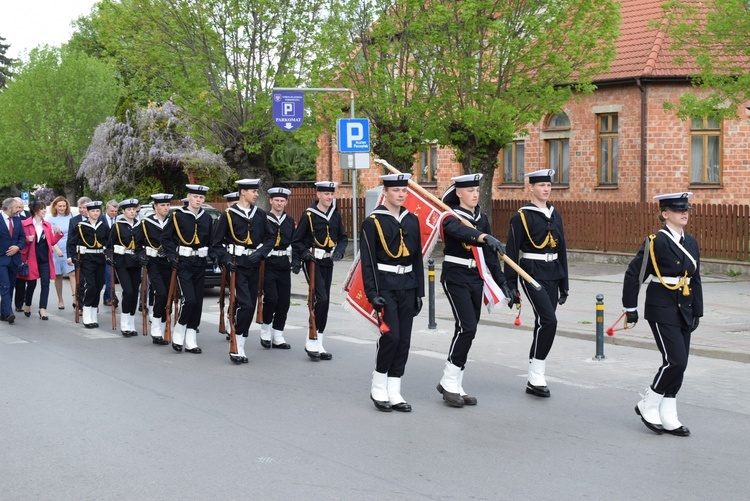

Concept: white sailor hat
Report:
left=118, top=198, right=139, bottom=209
left=525, top=169, right=555, bottom=183
left=181, top=197, right=189, bottom=206
left=235, top=178, right=260, bottom=190
left=654, top=191, right=692, bottom=210
left=85, top=201, right=103, bottom=210
left=315, top=181, right=338, bottom=192
left=451, top=173, right=482, bottom=188
left=151, top=193, right=173, bottom=204
left=185, top=184, right=210, bottom=195
left=380, top=173, right=411, bottom=187
left=268, top=187, right=292, bottom=199
left=223, top=192, right=240, bottom=202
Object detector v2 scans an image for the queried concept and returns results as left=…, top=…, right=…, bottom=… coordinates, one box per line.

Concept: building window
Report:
left=546, top=112, right=571, bottom=130
left=690, top=117, right=721, bottom=184
left=418, top=144, right=438, bottom=183
left=544, top=112, right=570, bottom=184
left=501, top=141, right=525, bottom=184
left=598, top=113, right=618, bottom=185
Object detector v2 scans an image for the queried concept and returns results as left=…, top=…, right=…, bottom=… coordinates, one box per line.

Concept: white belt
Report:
left=145, top=247, right=160, bottom=257
left=226, top=244, right=261, bottom=257
left=268, top=248, right=291, bottom=257
left=377, top=263, right=413, bottom=274
left=113, top=245, right=135, bottom=255
left=444, top=255, right=476, bottom=268
left=520, top=251, right=558, bottom=262
left=649, top=275, right=691, bottom=285
left=312, top=248, right=332, bottom=259
left=178, top=246, right=208, bottom=258
left=77, top=246, right=104, bottom=254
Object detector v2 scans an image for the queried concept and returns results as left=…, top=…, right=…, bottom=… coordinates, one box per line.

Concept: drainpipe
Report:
left=635, top=78, right=647, bottom=203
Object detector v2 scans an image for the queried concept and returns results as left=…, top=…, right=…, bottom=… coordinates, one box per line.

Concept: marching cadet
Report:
left=224, top=192, right=239, bottom=208
left=361, top=174, right=424, bottom=412
left=135, top=193, right=174, bottom=345
left=436, top=174, right=508, bottom=408
left=212, top=179, right=274, bottom=364
left=622, top=192, right=702, bottom=436
left=108, top=198, right=142, bottom=337
left=259, top=187, right=295, bottom=350
left=67, top=201, right=109, bottom=329
left=162, top=184, right=214, bottom=354
left=505, top=169, right=569, bottom=398
left=291, top=181, right=348, bottom=361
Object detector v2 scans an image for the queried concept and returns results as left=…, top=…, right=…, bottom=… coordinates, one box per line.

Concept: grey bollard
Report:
left=594, top=294, right=606, bottom=360
left=428, top=258, right=437, bottom=329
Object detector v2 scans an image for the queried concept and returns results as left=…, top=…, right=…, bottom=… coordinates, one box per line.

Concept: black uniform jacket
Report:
left=211, top=204, right=274, bottom=268
left=162, top=206, right=215, bottom=265
left=135, top=213, right=169, bottom=260
left=441, top=206, right=505, bottom=286
left=292, top=201, right=348, bottom=265
left=67, top=218, right=109, bottom=264
left=360, top=205, right=425, bottom=302
left=108, top=217, right=140, bottom=268
left=505, top=202, right=568, bottom=291
left=265, top=212, right=295, bottom=270
left=622, top=227, right=703, bottom=327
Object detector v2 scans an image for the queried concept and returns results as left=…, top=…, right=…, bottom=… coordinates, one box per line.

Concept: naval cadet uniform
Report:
left=260, top=187, right=295, bottom=350
left=504, top=169, right=569, bottom=398
left=623, top=192, right=702, bottom=436
left=291, top=181, right=348, bottom=360
left=108, top=199, right=142, bottom=337
left=362, top=173, right=424, bottom=412
left=162, top=185, right=215, bottom=353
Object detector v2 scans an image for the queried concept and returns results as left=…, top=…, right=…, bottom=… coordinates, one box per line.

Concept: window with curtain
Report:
left=598, top=113, right=619, bottom=185
left=544, top=112, right=570, bottom=184
left=418, top=144, right=438, bottom=183
left=501, top=141, right=525, bottom=184
left=690, top=117, right=721, bottom=185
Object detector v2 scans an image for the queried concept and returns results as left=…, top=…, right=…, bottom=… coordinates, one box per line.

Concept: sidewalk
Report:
left=291, top=256, right=750, bottom=363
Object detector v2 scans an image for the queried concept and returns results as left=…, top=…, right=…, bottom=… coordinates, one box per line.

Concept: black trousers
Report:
left=262, top=265, right=291, bottom=330
left=375, top=288, right=416, bottom=377
left=303, top=261, right=333, bottom=334
left=520, top=278, right=560, bottom=360
left=232, top=265, right=260, bottom=337
left=441, top=277, right=483, bottom=368
left=23, top=263, right=51, bottom=310
left=649, top=320, right=691, bottom=396
left=147, top=258, right=172, bottom=322
left=81, top=258, right=105, bottom=308
left=176, top=261, right=205, bottom=329
left=14, top=278, right=29, bottom=309
left=115, top=265, right=141, bottom=315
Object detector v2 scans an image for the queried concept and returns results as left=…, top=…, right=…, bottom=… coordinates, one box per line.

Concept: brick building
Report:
left=317, top=0, right=750, bottom=206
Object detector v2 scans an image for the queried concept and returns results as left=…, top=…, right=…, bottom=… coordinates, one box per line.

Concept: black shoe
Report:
left=305, top=348, right=320, bottom=360
left=230, top=353, right=243, bottom=364
left=663, top=425, right=690, bottom=437
left=185, top=347, right=202, bottom=354
left=461, top=394, right=478, bottom=406
left=151, top=337, right=169, bottom=345
left=172, top=342, right=183, bottom=352
left=319, top=352, right=332, bottom=360
left=24, top=308, right=31, bottom=317
left=84, top=323, right=96, bottom=329
left=39, top=311, right=49, bottom=320
left=371, top=395, right=392, bottom=412
left=2, top=314, right=15, bottom=324
left=392, top=402, right=412, bottom=412
left=272, top=342, right=291, bottom=349
left=260, top=339, right=271, bottom=349
left=15, top=307, right=23, bottom=312
left=241, top=356, right=249, bottom=363
left=436, top=384, right=464, bottom=408
left=525, top=382, right=551, bottom=398
left=634, top=405, right=664, bottom=434
left=92, top=322, right=99, bottom=328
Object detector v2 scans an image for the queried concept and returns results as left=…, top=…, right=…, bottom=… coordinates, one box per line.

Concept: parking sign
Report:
left=272, top=92, right=304, bottom=131
left=337, top=118, right=370, bottom=153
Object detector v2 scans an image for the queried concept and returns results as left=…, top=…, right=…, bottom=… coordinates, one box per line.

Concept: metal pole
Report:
left=594, top=294, right=606, bottom=360
left=350, top=91, right=358, bottom=257
left=428, top=258, right=437, bottom=329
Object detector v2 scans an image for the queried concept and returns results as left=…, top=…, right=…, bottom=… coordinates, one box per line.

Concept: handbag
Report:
left=18, top=262, right=29, bottom=276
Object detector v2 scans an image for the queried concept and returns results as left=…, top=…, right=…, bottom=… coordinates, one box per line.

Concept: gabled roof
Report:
left=595, top=0, right=702, bottom=83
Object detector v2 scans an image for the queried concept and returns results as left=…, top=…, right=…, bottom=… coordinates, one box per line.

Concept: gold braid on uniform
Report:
left=518, top=209, right=557, bottom=249
left=174, top=212, right=200, bottom=245
left=78, top=224, right=102, bottom=249
left=226, top=208, right=252, bottom=245
left=274, top=226, right=282, bottom=248
left=370, top=214, right=410, bottom=258
left=115, top=222, right=135, bottom=250
left=648, top=234, right=690, bottom=296
left=142, top=223, right=161, bottom=250
left=307, top=211, right=335, bottom=249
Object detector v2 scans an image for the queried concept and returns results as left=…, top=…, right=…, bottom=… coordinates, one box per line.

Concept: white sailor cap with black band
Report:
left=525, top=169, right=555, bottom=183
left=85, top=201, right=103, bottom=210
left=151, top=193, right=173, bottom=204
left=315, top=181, right=338, bottom=192
left=223, top=192, right=240, bottom=202
left=181, top=197, right=189, bottom=206
left=380, top=173, right=411, bottom=187
left=441, top=173, right=483, bottom=205
left=268, top=187, right=291, bottom=199
left=654, top=191, right=692, bottom=210
left=185, top=184, right=210, bottom=195
left=236, top=178, right=260, bottom=190
left=118, top=198, right=139, bottom=210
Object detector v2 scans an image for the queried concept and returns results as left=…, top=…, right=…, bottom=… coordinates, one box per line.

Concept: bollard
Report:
left=428, top=258, right=437, bottom=329
left=594, top=294, right=606, bottom=360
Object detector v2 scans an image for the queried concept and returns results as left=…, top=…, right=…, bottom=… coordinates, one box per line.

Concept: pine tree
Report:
left=0, top=35, right=14, bottom=89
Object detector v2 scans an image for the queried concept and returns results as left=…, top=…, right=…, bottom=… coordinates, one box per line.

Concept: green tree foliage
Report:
left=663, top=0, right=750, bottom=120
left=79, top=101, right=231, bottom=197
left=0, top=35, right=14, bottom=89
left=0, top=46, right=120, bottom=199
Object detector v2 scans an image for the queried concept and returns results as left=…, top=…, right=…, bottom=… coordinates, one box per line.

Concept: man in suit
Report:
left=1, top=198, right=26, bottom=323
left=13, top=197, right=32, bottom=312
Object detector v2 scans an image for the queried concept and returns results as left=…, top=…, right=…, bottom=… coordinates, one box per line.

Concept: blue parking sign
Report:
left=21, top=192, right=29, bottom=202
left=273, top=92, right=304, bottom=131
left=337, top=118, right=370, bottom=153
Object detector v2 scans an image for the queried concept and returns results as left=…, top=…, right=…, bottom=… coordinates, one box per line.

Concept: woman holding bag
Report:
left=18, top=201, right=63, bottom=320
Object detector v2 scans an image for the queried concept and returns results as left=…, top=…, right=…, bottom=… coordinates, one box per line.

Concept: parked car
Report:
left=139, top=203, right=225, bottom=288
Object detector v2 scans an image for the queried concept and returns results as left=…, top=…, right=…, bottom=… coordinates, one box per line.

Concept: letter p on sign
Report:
left=337, top=118, right=370, bottom=153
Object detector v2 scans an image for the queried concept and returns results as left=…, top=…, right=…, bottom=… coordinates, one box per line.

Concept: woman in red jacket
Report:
left=17, top=201, right=63, bottom=320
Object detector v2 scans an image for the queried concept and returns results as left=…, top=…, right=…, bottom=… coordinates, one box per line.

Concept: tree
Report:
left=663, top=0, right=750, bottom=120
left=79, top=101, right=232, bottom=197
left=0, top=46, right=120, bottom=199
left=0, top=35, right=13, bottom=89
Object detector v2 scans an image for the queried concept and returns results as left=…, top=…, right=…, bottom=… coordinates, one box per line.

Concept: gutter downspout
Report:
left=636, top=78, right=647, bottom=203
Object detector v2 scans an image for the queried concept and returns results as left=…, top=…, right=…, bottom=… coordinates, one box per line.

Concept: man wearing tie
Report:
left=1, top=198, right=26, bottom=323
